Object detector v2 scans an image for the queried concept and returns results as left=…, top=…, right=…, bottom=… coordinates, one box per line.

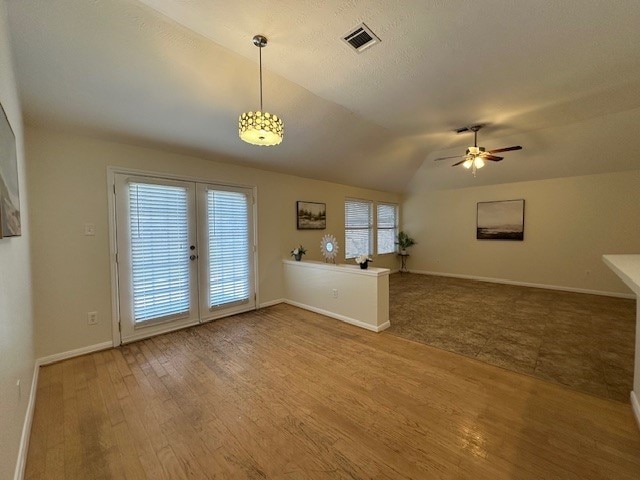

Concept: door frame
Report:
left=107, top=166, right=259, bottom=346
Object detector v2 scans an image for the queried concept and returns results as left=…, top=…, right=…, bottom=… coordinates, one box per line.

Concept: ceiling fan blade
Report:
left=434, top=155, right=465, bottom=161
left=487, top=146, right=522, bottom=154
left=482, top=154, right=504, bottom=161
left=451, top=159, right=469, bottom=167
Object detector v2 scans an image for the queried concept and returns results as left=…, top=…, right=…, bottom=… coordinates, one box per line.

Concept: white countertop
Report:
left=283, top=259, right=390, bottom=277
left=603, top=255, right=640, bottom=296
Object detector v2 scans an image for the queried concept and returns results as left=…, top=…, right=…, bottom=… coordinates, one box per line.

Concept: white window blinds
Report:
left=345, top=199, right=373, bottom=259
left=377, top=203, right=398, bottom=254
left=207, top=190, right=250, bottom=308
left=129, top=183, right=190, bottom=323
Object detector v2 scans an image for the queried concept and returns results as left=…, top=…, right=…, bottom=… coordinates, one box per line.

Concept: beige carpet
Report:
left=387, top=273, right=636, bottom=401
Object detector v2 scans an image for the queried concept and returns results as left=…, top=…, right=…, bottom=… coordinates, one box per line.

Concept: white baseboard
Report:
left=37, top=341, right=113, bottom=366
left=631, top=391, right=640, bottom=431
left=376, top=321, right=391, bottom=332
left=259, top=298, right=285, bottom=308
left=283, top=299, right=388, bottom=333
left=13, top=362, right=39, bottom=480
left=409, top=269, right=635, bottom=299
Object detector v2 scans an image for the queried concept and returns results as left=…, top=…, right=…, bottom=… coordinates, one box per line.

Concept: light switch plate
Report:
left=84, top=223, right=96, bottom=236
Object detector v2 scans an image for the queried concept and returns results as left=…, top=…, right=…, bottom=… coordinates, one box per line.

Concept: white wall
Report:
left=283, top=260, right=390, bottom=331
left=25, top=127, right=401, bottom=359
left=0, top=2, right=35, bottom=479
left=403, top=170, right=640, bottom=295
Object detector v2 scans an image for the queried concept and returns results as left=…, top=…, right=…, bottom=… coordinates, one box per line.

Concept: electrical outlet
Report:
left=84, top=223, right=96, bottom=236
left=332, top=289, right=338, bottom=298
left=87, top=311, right=98, bottom=325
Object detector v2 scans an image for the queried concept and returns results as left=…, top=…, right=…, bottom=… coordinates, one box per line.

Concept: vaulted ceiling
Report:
left=7, top=0, right=640, bottom=192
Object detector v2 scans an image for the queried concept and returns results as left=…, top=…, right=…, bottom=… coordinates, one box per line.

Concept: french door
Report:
left=114, top=174, right=255, bottom=343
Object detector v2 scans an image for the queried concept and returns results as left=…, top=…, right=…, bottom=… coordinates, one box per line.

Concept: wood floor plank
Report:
left=26, top=304, right=640, bottom=479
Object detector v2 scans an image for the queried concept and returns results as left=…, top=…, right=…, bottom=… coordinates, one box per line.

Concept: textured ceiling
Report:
left=7, top=0, right=640, bottom=192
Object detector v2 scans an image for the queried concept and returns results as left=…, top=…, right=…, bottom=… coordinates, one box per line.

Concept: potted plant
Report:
left=396, top=231, right=416, bottom=255
left=355, top=254, right=373, bottom=269
left=291, top=245, right=307, bottom=261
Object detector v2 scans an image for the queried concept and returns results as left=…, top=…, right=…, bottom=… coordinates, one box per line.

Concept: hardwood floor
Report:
left=26, top=304, right=640, bottom=479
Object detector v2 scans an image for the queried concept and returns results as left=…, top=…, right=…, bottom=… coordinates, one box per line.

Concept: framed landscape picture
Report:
left=0, top=102, right=20, bottom=238
left=296, top=201, right=326, bottom=230
left=477, top=199, right=524, bottom=241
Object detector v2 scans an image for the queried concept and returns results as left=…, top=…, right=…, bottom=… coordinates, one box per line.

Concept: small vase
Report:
left=294, top=253, right=302, bottom=261
left=360, top=261, right=368, bottom=270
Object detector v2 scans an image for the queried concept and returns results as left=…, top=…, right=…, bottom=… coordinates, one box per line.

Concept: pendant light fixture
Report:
left=239, top=35, right=284, bottom=146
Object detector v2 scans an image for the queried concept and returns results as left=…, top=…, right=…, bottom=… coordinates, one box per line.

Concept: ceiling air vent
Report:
left=342, top=23, right=380, bottom=53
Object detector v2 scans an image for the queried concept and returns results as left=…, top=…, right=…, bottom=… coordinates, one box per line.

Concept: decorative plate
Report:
left=320, top=234, right=338, bottom=263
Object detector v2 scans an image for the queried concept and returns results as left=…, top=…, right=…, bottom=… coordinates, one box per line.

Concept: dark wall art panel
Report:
left=477, top=199, right=524, bottom=241
left=297, top=201, right=326, bottom=230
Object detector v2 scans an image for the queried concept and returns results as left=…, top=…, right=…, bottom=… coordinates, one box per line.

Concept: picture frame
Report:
left=0, top=102, right=20, bottom=238
left=296, top=201, right=326, bottom=230
left=476, top=199, right=524, bottom=241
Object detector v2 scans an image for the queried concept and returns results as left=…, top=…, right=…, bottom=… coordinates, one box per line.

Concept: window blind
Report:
left=129, top=183, right=190, bottom=323
left=345, top=199, right=373, bottom=259
left=377, top=203, right=398, bottom=254
left=208, top=190, right=250, bottom=308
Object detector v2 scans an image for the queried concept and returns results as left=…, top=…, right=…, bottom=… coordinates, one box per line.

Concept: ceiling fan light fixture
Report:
left=434, top=125, right=523, bottom=176
left=238, top=35, right=284, bottom=147
left=468, top=146, right=480, bottom=155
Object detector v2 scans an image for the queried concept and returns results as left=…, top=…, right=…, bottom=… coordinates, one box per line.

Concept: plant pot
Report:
left=360, top=261, right=368, bottom=270
left=400, top=249, right=407, bottom=255
left=294, top=253, right=302, bottom=261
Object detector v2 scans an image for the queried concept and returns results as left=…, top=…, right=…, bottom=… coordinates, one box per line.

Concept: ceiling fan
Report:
left=434, top=125, right=522, bottom=176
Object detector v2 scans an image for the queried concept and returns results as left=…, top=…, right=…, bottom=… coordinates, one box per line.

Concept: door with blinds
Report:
left=196, top=183, right=255, bottom=322
left=114, top=174, right=255, bottom=343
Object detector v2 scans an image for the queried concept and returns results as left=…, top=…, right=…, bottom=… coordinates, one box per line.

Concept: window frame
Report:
left=344, top=198, right=399, bottom=260
left=376, top=202, right=399, bottom=255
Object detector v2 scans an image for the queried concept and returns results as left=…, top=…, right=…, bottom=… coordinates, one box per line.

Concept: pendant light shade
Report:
left=239, top=111, right=283, bottom=146
left=239, top=35, right=284, bottom=146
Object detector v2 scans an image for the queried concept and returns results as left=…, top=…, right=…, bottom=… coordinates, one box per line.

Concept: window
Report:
left=345, top=199, right=373, bottom=259
left=345, top=199, right=399, bottom=259
left=377, top=203, right=398, bottom=254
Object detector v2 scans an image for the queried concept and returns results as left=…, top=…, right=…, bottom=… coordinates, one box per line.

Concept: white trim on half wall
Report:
left=283, top=299, right=390, bottom=333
